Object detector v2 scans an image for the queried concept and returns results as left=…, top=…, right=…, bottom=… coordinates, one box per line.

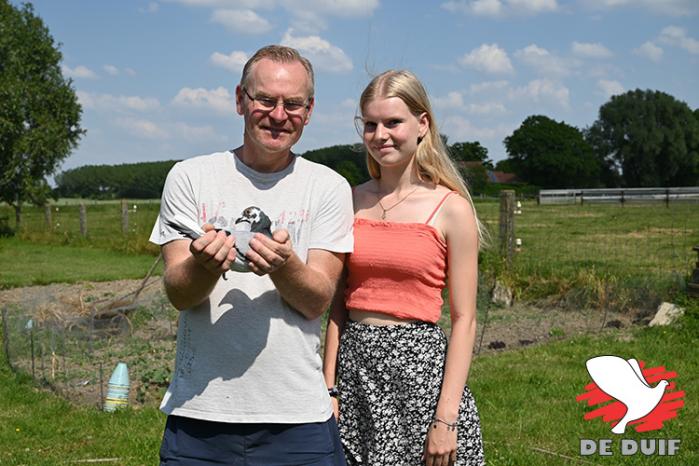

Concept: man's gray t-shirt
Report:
left=150, top=150, right=353, bottom=423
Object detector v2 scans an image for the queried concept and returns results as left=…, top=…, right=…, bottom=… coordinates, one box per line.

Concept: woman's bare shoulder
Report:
left=352, top=180, right=378, bottom=208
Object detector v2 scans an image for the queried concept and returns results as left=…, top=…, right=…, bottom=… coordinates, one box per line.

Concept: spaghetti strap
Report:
left=425, top=191, right=457, bottom=224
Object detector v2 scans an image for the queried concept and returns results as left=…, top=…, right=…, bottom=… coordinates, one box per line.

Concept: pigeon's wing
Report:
left=165, top=214, right=206, bottom=239
left=627, top=358, right=650, bottom=388
left=586, top=356, right=634, bottom=401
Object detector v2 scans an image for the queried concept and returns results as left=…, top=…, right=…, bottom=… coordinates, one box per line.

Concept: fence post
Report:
left=44, top=205, right=53, bottom=231
left=620, top=190, right=625, bottom=207
left=79, top=203, right=88, bottom=237
left=499, top=190, right=516, bottom=269
left=2, top=309, right=13, bottom=372
left=665, top=189, right=670, bottom=208
left=121, top=199, right=129, bottom=234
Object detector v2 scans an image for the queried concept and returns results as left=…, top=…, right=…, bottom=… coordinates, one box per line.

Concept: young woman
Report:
left=323, top=70, right=486, bottom=466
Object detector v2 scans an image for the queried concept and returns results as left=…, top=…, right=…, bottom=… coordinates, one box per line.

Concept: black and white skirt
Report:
left=337, top=320, right=485, bottom=466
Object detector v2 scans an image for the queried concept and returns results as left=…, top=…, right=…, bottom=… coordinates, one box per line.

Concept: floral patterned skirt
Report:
left=337, top=320, right=485, bottom=466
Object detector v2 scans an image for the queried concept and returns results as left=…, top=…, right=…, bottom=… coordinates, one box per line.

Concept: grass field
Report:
left=2, top=301, right=696, bottom=465
left=2, top=199, right=697, bottom=309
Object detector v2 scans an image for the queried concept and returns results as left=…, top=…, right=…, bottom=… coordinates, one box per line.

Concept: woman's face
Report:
left=360, top=97, right=428, bottom=170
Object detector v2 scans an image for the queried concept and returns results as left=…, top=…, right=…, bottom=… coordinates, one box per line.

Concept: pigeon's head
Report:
left=235, top=206, right=263, bottom=228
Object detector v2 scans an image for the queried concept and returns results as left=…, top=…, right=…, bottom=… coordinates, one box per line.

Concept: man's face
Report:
left=236, top=58, right=314, bottom=157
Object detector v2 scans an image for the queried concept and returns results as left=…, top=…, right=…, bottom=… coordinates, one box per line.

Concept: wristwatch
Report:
left=328, top=386, right=340, bottom=398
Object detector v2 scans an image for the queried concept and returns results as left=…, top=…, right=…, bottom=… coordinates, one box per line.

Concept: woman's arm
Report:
left=425, top=195, right=480, bottom=464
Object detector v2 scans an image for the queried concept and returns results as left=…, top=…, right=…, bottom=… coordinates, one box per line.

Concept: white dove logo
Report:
left=585, top=356, right=669, bottom=435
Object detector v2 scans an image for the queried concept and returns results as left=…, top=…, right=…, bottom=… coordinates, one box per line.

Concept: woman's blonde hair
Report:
left=359, top=69, right=487, bottom=246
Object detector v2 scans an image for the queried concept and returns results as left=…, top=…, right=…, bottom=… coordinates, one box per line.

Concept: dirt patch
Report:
left=474, top=302, right=636, bottom=354
left=2, top=279, right=641, bottom=409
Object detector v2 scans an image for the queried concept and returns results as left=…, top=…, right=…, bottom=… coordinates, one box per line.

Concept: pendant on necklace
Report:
left=381, top=211, right=386, bottom=220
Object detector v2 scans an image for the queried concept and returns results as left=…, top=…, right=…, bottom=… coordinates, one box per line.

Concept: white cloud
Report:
left=116, top=117, right=169, bottom=139
left=571, top=41, right=613, bottom=58
left=434, top=92, right=507, bottom=115
left=172, top=86, right=235, bottom=114
left=281, top=30, right=353, bottom=73
left=507, top=0, right=558, bottom=13
left=459, top=44, right=514, bottom=74
left=468, top=80, right=510, bottom=94
left=441, top=0, right=556, bottom=16
left=125, top=68, right=137, bottom=76
left=139, top=2, right=160, bottom=13
left=62, top=65, right=98, bottom=79
left=211, top=9, right=272, bottom=34
left=434, top=91, right=466, bottom=110
left=633, top=41, right=663, bottom=62
left=659, top=26, right=699, bottom=54
left=442, top=115, right=513, bottom=142
left=282, top=0, right=379, bottom=17
left=581, top=0, right=699, bottom=16
left=468, top=102, right=508, bottom=115
left=288, top=10, right=327, bottom=34
left=103, top=64, right=119, bottom=76
left=597, top=79, right=624, bottom=98
left=172, top=0, right=276, bottom=8
left=210, top=50, right=249, bottom=73
left=174, top=122, right=225, bottom=142
left=442, top=0, right=503, bottom=16
left=515, top=44, right=572, bottom=77
left=508, top=79, right=570, bottom=107
left=77, top=91, right=160, bottom=112
left=340, top=98, right=357, bottom=109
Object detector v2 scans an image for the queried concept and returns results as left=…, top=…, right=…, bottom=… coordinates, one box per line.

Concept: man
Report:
left=150, top=45, right=353, bottom=465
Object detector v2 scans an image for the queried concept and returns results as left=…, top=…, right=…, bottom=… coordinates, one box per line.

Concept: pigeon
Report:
left=585, top=355, right=669, bottom=434
left=228, top=206, right=273, bottom=271
left=164, top=206, right=273, bottom=273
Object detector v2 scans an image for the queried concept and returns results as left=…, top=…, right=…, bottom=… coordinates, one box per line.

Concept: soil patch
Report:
left=2, top=279, right=640, bottom=409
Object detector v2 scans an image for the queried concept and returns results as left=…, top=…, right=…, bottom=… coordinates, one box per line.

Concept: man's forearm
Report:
left=164, top=255, right=222, bottom=310
left=269, top=253, right=335, bottom=320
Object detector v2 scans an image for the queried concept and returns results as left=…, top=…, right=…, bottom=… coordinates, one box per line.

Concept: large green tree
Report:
left=449, top=141, right=493, bottom=168
left=586, top=90, right=699, bottom=187
left=504, top=115, right=600, bottom=188
left=0, top=1, right=84, bottom=229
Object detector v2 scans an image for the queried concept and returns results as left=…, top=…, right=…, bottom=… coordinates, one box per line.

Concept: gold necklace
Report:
left=377, top=186, right=420, bottom=219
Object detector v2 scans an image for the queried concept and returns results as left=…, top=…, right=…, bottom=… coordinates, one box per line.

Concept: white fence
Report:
left=539, top=187, right=699, bottom=205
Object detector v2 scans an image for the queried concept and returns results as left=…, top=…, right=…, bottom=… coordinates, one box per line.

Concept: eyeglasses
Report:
left=242, top=88, right=311, bottom=115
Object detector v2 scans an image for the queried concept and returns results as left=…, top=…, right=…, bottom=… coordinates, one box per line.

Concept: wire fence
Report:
left=1, top=275, right=177, bottom=410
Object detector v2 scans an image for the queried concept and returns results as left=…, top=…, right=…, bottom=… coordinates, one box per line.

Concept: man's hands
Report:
left=188, top=225, right=293, bottom=277
left=189, top=223, right=237, bottom=276
left=246, top=229, right=293, bottom=275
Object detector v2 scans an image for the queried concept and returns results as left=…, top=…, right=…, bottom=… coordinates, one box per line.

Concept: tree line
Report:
left=505, top=90, right=699, bottom=189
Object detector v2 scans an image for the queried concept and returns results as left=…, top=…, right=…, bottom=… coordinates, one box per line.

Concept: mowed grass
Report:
left=0, top=349, right=164, bottom=465
left=475, top=201, right=699, bottom=308
left=471, top=300, right=698, bottom=465
left=2, top=303, right=696, bottom=465
left=0, top=237, right=162, bottom=288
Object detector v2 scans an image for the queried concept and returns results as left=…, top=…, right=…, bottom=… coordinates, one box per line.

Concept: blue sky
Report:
left=22, top=0, right=699, bottom=172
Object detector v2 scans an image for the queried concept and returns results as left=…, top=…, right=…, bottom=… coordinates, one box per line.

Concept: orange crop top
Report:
left=345, top=191, right=455, bottom=323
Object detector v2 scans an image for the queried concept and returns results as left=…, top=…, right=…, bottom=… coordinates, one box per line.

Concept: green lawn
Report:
left=2, top=303, right=696, bottom=465
left=0, top=237, right=162, bottom=288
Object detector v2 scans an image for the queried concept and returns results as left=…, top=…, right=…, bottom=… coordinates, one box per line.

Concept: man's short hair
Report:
left=240, top=45, right=315, bottom=98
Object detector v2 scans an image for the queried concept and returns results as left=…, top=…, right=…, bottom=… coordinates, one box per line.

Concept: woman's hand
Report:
left=423, top=421, right=457, bottom=466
